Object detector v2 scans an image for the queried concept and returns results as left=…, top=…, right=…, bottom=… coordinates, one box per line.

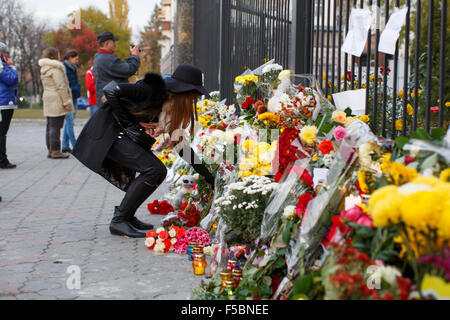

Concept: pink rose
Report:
left=430, top=106, right=439, bottom=113
left=333, top=126, right=347, bottom=142
left=341, top=205, right=364, bottom=222
left=356, top=215, right=374, bottom=229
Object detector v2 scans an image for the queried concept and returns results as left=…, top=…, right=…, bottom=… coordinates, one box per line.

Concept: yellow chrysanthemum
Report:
left=412, top=175, right=442, bottom=187
left=440, top=168, right=450, bottom=182
left=388, top=162, right=418, bottom=185
left=398, top=89, right=404, bottom=99
left=407, top=104, right=414, bottom=116
left=395, top=119, right=403, bottom=131
left=400, top=191, right=443, bottom=231
left=369, top=74, right=375, bottom=82
left=300, top=125, right=318, bottom=146
left=439, top=206, right=450, bottom=239
left=258, top=112, right=281, bottom=124
left=368, top=185, right=403, bottom=227
left=357, top=169, right=370, bottom=193
left=380, top=153, right=392, bottom=173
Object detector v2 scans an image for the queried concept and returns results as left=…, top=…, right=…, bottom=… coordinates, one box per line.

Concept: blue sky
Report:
left=24, top=0, right=159, bottom=41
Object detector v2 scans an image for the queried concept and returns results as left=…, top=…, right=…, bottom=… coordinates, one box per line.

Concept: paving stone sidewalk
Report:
left=0, top=119, right=203, bottom=300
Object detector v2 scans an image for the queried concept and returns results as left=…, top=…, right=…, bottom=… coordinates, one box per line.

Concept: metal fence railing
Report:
left=310, top=0, right=448, bottom=138
left=192, top=0, right=448, bottom=137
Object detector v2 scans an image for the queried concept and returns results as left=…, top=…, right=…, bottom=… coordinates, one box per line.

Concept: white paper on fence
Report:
left=341, top=8, right=372, bottom=57
left=378, top=7, right=408, bottom=55
left=332, top=89, right=366, bottom=116
left=313, top=168, right=329, bottom=189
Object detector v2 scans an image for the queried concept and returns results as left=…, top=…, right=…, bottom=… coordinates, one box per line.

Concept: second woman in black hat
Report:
left=73, top=64, right=214, bottom=238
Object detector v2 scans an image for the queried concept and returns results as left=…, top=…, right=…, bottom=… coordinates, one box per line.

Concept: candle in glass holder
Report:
left=192, top=253, right=207, bottom=276
left=186, top=242, right=197, bottom=261
left=232, top=266, right=243, bottom=288
left=190, top=246, right=203, bottom=262
left=220, top=271, right=233, bottom=290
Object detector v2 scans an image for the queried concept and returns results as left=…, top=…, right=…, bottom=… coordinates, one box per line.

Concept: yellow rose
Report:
left=300, top=125, right=318, bottom=146
left=278, top=70, right=292, bottom=81
left=358, top=115, right=370, bottom=123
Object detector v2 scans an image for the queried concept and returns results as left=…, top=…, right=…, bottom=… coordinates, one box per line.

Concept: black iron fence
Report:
left=192, top=0, right=448, bottom=137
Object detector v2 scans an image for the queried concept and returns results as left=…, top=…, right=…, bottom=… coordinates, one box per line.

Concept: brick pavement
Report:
left=0, top=119, right=203, bottom=300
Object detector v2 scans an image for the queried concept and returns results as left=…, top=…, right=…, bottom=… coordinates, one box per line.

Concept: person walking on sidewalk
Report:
left=85, top=66, right=98, bottom=117
left=39, top=48, right=74, bottom=159
left=72, top=65, right=215, bottom=238
left=93, top=31, right=141, bottom=107
left=61, top=50, right=81, bottom=153
left=0, top=42, right=18, bottom=169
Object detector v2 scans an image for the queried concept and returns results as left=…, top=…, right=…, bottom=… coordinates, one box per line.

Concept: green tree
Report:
left=138, top=5, right=165, bottom=75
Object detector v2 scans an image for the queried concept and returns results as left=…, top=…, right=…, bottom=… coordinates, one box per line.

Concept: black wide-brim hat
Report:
left=164, top=64, right=210, bottom=97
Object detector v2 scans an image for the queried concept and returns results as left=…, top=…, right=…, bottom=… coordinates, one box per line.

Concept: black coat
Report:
left=72, top=74, right=168, bottom=191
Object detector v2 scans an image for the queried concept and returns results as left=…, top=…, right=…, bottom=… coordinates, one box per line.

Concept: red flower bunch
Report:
left=241, top=97, right=254, bottom=110
left=273, top=128, right=301, bottom=182
left=318, top=139, right=334, bottom=155
left=178, top=202, right=201, bottom=228
left=145, top=225, right=185, bottom=254
left=147, top=200, right=174, bottom=216
left=296, top=192, right=313, bottom=219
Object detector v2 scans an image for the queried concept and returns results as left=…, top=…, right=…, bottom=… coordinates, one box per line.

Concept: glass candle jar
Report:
left=186, top=242, right=197, bottom=261
left=190, top=246, right=203, bottom=262
left=232, top=266, right=243, bottom=288
left=192, top=253, right=207, bottom=276
left=220, top=271, right=233, bottom=291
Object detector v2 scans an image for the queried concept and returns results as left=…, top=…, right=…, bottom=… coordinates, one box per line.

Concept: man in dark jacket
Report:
left=93, top=31, right=141, bottom=107
left=62, top=50, right=81, bottom=153
left=0, top=42, right=18, bottom=169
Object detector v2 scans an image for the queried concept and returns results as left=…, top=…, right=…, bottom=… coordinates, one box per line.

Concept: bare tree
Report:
left=0, top=0, right=49, bottom=102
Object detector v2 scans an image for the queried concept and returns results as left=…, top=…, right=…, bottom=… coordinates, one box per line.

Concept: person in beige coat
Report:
left=39, top=48, right=74, bottom=159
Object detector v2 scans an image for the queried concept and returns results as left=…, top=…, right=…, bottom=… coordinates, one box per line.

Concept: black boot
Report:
left=109, top=207, right=146, bottom=238
left=129, top=217, right=154, bottom=230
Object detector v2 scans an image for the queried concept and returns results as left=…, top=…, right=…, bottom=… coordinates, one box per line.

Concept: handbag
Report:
left=111, top=110, right=156, bottom=150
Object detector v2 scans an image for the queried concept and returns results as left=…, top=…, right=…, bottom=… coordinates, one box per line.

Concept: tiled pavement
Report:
left=0, top=119, right=202, bottom=300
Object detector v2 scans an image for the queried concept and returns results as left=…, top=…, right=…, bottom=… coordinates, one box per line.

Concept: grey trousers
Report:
left=46, top=116, right=65, bottom=151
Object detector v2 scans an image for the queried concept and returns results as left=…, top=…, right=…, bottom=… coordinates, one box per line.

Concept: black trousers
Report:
left=106, top=135, right=167, bottom=218
left=46, top=116, right=65, bottom=151
left=0, top=109, right=14, bottom=165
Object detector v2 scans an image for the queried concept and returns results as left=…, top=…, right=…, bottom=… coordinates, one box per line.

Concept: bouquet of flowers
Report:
left=174, top=227, right=211, bottom=254
left=147, top=200, right=175, bottom=216
left=145, top=225, right=186, bottom=255
left=214, top=175, right=278, bottom=245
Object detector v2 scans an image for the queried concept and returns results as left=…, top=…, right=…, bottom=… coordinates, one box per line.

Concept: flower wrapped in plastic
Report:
left=259, top=158, right=313, bottom=245
left=273, top=139, right=359, bottom=299
left=266, top=74, right=335, bottom=129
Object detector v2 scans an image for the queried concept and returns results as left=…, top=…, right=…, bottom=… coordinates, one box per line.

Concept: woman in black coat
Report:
left=73, top=64, right=214, bottom=238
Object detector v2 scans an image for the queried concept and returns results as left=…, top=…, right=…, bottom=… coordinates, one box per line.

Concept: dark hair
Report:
left=42, top=47, right=60, bottom=60
left=64, top=50, right=78, bottom=60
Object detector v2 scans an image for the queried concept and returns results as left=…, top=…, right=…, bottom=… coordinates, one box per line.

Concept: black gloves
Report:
left=177, top=145, right=215, bottom=189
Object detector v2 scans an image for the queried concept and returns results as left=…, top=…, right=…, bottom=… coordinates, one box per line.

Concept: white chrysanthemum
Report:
left=262, top=63, right=283, bottom=74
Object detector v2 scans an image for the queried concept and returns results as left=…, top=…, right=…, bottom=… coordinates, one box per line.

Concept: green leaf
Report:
left=282, top=221, right=294, bottom=245
left=431, top=127, right=445, bottom=141
left=394, top=136, right=410, bottom=150
left=411, top=129, right=431, bottom=141
left=344, top=107, right=353, bottom=116
left=292, top=274, right=313, bottom=295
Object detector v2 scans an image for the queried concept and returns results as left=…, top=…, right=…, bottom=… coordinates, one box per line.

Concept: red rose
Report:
left=296, top=192, right=313, bottom=218
left=164, top=239, right=173, bottom=252
left=241, top=102, right=249, bottom=110
left=318, top=139, right=334, bottom=155
left=158, top=230, right=169, bottom=241
left=246, top=97, right=254, bottom=105
left=146, top=230, right=157, bottom=238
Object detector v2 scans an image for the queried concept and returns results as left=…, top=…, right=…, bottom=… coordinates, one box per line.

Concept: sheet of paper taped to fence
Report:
left=341, top=8, right=373, bottom=57
left=378, top=7, right=409, bottom=55
left=332, top=89, right=367, bottom=116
